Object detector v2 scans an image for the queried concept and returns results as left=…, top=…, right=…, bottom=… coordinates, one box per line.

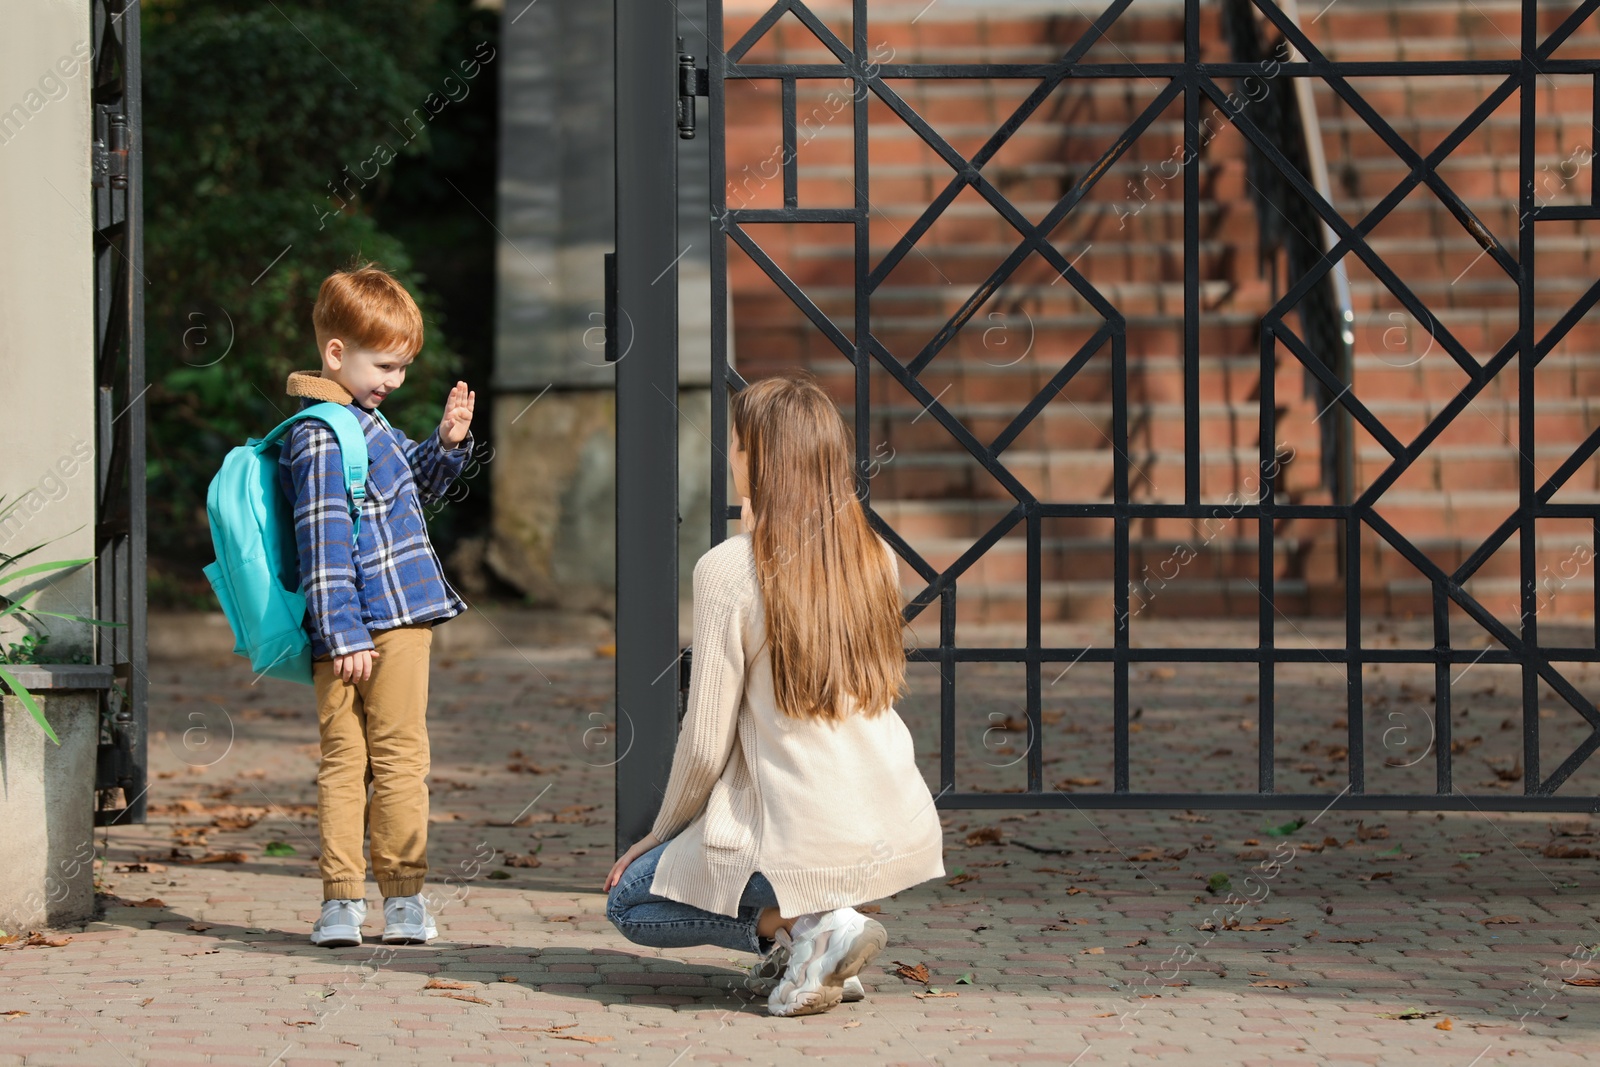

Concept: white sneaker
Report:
left=768, top=908, right=886, bottom=1017
left=381, top=893, right=437, bottom=944
left=310, top=898, right=367, bottom=947
left=749, top=937, right=865, bottom=1001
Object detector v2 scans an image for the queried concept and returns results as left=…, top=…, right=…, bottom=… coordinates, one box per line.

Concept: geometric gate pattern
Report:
left=703, top=0, right=1600, bottom=811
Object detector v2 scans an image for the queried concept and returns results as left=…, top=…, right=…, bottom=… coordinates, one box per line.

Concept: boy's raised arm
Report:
left=403, top=380, right=476, bottom=505
left=285, top=421, right=373, bottom=655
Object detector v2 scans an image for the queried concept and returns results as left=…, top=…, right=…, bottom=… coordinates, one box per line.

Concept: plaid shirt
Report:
left=278, top=400, right=471, bottom=658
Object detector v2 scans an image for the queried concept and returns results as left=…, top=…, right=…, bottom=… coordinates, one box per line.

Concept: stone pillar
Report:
left=0, top=670, right=109, bottom=932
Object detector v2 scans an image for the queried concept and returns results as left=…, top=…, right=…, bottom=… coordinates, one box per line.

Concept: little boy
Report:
left=278, top=265, right=475, bottom=947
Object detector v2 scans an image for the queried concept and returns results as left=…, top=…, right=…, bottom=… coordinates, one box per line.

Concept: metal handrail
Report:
left=1280, top=0, right=1357, bottom=509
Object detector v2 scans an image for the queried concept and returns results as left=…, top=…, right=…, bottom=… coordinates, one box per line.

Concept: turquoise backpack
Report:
left=202, top=403, right=369, bottom=684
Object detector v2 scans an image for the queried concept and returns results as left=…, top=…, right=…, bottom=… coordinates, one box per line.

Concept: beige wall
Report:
left=0, top=1, right=98, bottom=658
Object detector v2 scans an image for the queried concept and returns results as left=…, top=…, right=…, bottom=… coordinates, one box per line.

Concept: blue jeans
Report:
left=606, top=841, right=778, bottom=955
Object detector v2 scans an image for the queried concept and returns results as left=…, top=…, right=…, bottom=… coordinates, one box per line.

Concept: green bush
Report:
left=141, top=0, right=497, bottom=597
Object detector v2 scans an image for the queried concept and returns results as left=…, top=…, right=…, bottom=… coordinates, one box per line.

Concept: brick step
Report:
left=841, top=394, right=1597, bottom=434
left=830, top=77, right=1592, bottom=122
left=780, top=235, right=1600, bottom=299
left=856, top=443, right=1596, bottom=500
left=871, top=492, right=1600, bottom=543
left=835, top=402, right=1286, bottom=454
left=865, top=448, right=1303, bottom=502
left=936, top=575, right=1564, bottom=623
left=894, top=530, right=1597, bottom=587
left=764, top=277, right=1600, bottom=317
left=764, top=312, right=1600, bottom=360
left=797, top=353, right=1600, bottom=406
left=758, top=115, right=1586, bottom=165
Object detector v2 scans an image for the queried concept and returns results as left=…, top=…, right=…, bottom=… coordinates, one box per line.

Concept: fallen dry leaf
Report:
left=499, top=975, right=518, bottom=983
left=128, top=898, right=166, bottom=908
left=1081, top=946, right=1105, bottom=955
left=186, top=922, right=212, bottom=932
left=1, top=1011, right=28, bottom=1018
left=1436, top=1018, right=1453, bottom=1030
left=1329, top=937, right=1375, bottom=944
left=432, top=992, right=490, bottom=1005
left=946, top=873, right=977, bottom=888
left=176, top=852, right=248, bottom=865
left=964, top=827, right=1004, bottom=846
left=549, top=1033, right=613, bottom=1043
left=1562, top=977, right=1600, bottom=986
left=1126, top=938, right=1148, bottom=947
left=1249, top=980, right=1303, bottom=988
left=1055, top=776, right=1104, bottom=789
left=857, top=904, right=882, bottom=914
left=1543, top=842, right=1594, bottom=859
left=893, top=961, right=931, bottom=984
left=423, top=979, right=474, bottom=990
left=914, top=991, right=958, bottom=999
left=503, top=853, right=542, bottom=868
left=1480, top=915, right=1522, bottom=925
left=23, top=933, right=71, bottom=948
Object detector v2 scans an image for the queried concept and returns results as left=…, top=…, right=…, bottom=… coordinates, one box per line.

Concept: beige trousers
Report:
left=312, top=623, right=433, bottom=900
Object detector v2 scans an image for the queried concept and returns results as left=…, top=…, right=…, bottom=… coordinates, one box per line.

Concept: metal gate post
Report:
left=614, top=0, right=682, bottom=853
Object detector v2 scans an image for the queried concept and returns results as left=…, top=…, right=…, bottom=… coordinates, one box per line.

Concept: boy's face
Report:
left=321, top=339, right=414, bottom=410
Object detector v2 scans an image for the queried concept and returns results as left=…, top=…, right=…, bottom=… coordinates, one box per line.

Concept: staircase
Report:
left=721, top=0, right=1600, bottom=629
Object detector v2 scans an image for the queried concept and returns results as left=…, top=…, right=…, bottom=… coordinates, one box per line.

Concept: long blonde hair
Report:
left=731, top=374, right=906, bottom=721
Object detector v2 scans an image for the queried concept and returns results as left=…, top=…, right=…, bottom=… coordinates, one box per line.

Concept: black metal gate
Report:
left=91, top=0, right=147, bottom=826
left=615, top=0, right=1600, bottom=844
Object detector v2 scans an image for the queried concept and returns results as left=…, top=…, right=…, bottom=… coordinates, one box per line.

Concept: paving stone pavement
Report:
left=3, top=618, right=1600, bottom=1066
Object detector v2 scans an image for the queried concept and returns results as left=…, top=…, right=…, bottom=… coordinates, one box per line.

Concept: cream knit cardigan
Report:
left=648, top=533, right=946, bottom=918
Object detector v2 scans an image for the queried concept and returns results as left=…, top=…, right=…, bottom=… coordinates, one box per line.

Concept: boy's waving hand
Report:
left=440, top=381, right=475, bottom=447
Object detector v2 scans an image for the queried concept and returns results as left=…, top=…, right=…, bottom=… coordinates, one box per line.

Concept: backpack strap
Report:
left=258, top=403, right=371, bottom=544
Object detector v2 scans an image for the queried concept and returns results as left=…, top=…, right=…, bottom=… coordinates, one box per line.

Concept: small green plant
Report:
left=0, top=634, right=89, bottom=666
left=0, top=496, right=125, bottom=744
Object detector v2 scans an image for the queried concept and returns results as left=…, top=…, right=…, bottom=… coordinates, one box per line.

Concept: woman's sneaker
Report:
left=747, top=936, right=865, bottom=1002
left=310, top=898, right=367, bottom=947
left=381, top=893, right=438, bottom=944
left=767, top=908, right=885, bottom=1017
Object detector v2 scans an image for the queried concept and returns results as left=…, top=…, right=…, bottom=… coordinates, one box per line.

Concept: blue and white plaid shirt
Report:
left=278, top=399, right=471, bottom=658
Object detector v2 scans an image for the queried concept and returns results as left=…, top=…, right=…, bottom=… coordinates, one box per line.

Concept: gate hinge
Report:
left=677, top=39, right=708, bottom=140
left=92, top=106, right=130, bottom=190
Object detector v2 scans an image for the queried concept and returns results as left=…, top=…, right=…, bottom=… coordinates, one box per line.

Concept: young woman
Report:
left=604, top=373, right=945, bottom=1017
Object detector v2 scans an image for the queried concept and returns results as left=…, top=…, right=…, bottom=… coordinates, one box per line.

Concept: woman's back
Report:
left=648, top=533, right=945, bottom=917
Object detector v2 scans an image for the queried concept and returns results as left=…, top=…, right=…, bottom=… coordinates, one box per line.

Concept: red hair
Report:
left=312, top=264, right=424, bottom=357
